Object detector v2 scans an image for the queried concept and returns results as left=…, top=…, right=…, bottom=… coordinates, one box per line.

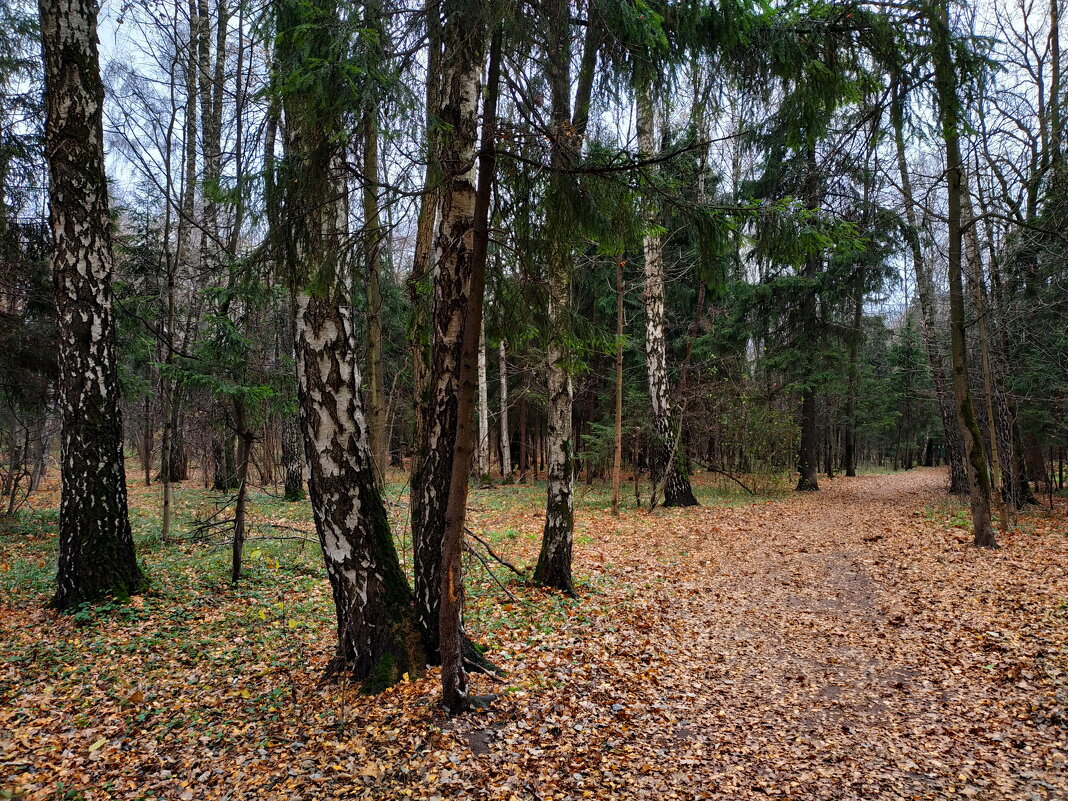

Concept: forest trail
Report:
left=451, top=469, right=1068, bottom=801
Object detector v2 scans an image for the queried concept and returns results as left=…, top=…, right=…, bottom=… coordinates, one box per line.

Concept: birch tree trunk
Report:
left=534, top=0, right=581, bottom=593
left=414, top=6, right=498, bottom=711
left=635, top=79, right=699, bottom=506
left=477, top=319, right=491, bottom=481
left=41, top=0, right=145, bottom=609
left=498, top=339, right=511, bottom=477
left=277, top=0, right=424, bottom=684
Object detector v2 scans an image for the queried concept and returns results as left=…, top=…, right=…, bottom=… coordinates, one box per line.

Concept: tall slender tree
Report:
left=533, top=0, right=601, bottom=593
left=410, top=0, right=492, bottom=676
left=635, top=76, right=699, bottom=507
left=927, top=0, right=996, bottom=547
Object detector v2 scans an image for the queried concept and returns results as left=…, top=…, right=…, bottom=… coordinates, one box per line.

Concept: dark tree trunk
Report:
left=406, top=0, right=442, bottom=483
left=796, top=384, right=820, bottom=491
left=796, top=144, right=821, bottom=493
left=844, top=268, right=864, bottom=477
left=891, top=77, right=968, bottom=494
left=930, top=1, right=995, bottom=547
left=163, top=396, right=189, bottom=482
left=518, top=384, right=529, bottom=483
left=363, top=30, right=388, bottom=484
left=409, top=0, right=492, bottom=680
left=42, top=0, right=145, bottom=609
left=212, top=431, right=238, bottom=491
left=231, top=426, right=252, bottom=584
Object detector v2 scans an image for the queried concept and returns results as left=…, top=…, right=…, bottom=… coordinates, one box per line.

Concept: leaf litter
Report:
left=1, top=468, right=1066, bottom=800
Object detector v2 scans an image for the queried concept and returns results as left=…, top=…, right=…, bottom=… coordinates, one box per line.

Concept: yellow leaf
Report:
left=88, top=738, right=106, bottom=752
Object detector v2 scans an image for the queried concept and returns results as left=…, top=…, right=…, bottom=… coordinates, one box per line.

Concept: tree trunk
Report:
left=416, top=8, right=498, bottom=711
left=534, top=0, right=584, bottom=593
left=498, top=339, right=511, bottom=477
left=635, top=79, right=698, bottom=507
left=612, top=257, right=624, bottom=516
left=41, top=0, right=145, bottom=609
left=281, top=413, right=304, bottom=501
left=477, top=318, right=491, bottom=482
left=213, top=431, right=238, bottom=491
left=963, top=184, right=1010, bottom=532
left=406, top=0, right=442, bottom=482
left=930, top=0, right=996, bottom=548
left=844, top=269, right=863, bottom=476
left=795, top=143, right=821, bottom=493
left=231, top=423, right=252, bottom=584
left=891, top=79, right=968, bottom=494
left=278, top=0, right=424, bottom=686
left=518, top=381, right=528, bottom=483
left=363, top=97, right=388, bottom=486
left=409, top=0, right=492, bottom=683
left=796, top=383, right=820, bottom=490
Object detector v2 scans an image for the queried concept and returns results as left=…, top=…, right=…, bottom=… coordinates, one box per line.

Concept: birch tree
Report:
left=276, top=0, right=423, bottom=682
left=41, top=0, right=146, bottom=609
left=635, top=76, right=699, bottom=507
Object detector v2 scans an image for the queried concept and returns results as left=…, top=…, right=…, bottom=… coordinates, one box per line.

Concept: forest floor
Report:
left=1, top=468, right=1067, bottom=801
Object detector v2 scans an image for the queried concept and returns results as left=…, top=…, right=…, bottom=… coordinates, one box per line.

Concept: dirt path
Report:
left=454, top=470, right=1068, bottom=801
left=4, top=469, right=1066, bottom=801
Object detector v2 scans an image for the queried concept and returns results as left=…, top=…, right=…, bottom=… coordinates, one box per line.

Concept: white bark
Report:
left=498, top=338, right=511, bottom=477
left=477, top=318, right=490, bottom=479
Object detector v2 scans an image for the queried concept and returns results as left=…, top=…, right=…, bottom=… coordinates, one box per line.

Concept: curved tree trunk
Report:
left=891, top=81, right=968, bottom=494
left=930, top=1, right=995, bottom=548
left=277, top=0, right=424, bottom=686
left=294, top=289, right=423, bottom=684
left=42, top=0, right=145, bottom=609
